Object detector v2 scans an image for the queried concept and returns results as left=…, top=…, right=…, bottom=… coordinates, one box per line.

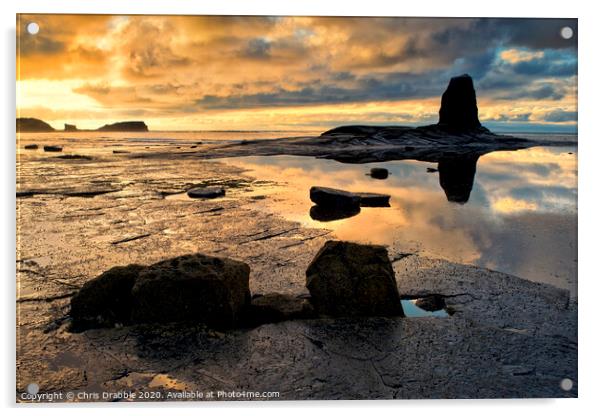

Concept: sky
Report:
left=16, top=15, right=577, bottom=132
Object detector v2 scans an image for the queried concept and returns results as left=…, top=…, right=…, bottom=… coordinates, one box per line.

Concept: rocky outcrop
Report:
left=187, top=186, right=226, bottom=199
left=97, top=121, right=148, bottom=132
left=70, top=254, right=251, bottom=330
left=306, top=241, right=403, bottom=317
left=173, top=74, right=573, bottom=165
left=438, top=74, right=481, bottom=130
left=17, top=118, right=55, bottom=132
left=64, top=124, right=78, bottom=132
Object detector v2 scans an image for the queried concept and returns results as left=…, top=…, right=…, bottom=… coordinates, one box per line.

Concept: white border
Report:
left=2, top=1, right=600, bottom=414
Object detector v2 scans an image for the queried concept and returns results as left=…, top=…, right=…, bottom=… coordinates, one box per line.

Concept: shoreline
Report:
left=16, top=148, right=577, bottom=400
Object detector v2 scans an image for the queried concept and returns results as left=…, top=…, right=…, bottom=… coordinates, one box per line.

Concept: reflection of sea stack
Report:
left=438, top=156, right=479, bottom=204
left=438, top=74, right=481, bottom=130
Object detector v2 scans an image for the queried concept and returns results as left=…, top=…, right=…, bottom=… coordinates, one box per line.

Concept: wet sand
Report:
left=16, top=137, right=577, bottom=400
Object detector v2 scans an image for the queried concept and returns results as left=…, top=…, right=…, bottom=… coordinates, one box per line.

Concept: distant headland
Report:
left=16, top=118, right=148, bottom=133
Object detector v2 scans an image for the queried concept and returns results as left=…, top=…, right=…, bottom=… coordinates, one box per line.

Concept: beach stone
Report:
left=187, top=186, right=226, bottom=199
left=243, top=293, right=316, bottom=326
left=369, top=167, right=389, bottom=179
left=43, top=145, right=63, bottom=152
left=356, top=192, right=391, bottom=207
left=306, top=241, right=403, bottom=317
left=70, top=264, right=144, bottom=331
left=438, top=74, right=481, bottom=130
left=24, top=144, right=38, bottom=150
left=309, top=186, right=361, bottom=210
left=131, top=253, right=251, bottom=327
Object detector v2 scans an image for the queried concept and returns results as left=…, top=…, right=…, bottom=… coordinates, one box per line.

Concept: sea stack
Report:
left=438, top=74, right=481, bottom=130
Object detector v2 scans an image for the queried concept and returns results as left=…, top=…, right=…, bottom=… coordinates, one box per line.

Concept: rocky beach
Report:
left=16, top=75, right=577, bottom=401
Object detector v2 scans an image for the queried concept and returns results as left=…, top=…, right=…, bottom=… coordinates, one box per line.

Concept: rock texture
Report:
left=70, top=265, right=144, bottom=331
left=438, top=74, right=481, bottom=130
left=243, top=293, right=316, bottom=326
left=306, top=241, right=403, bottom=317
left=131, top=254, right=250, bottom=327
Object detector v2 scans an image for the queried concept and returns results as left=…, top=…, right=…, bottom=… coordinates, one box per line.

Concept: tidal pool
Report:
left=224, top=145, right=577, bottom=296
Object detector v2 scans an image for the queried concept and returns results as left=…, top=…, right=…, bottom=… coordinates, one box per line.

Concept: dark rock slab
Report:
left=369, top=167, right=389, bottom=179
left=131, top=253, right=251, bottom=327
left=70, top=264, right=144, bottom=331
left=355, top=192, right=391, bottom=207
left=309, top=186, right=361, bottom=210
left=306, top=241, right=403, bottom=317
left=43, top=145, right=63, bottom=152
left=23, top=144, right=39, bottom=150
left=187, top=186, right=226, bottom=199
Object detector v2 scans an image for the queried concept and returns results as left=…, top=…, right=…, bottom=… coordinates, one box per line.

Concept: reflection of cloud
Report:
left=227, top=147, right=576, bottom=292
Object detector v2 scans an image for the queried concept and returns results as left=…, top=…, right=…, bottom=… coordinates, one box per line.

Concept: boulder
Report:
left=131, top=253, right=250, bottom=327
left=23, top=144, right=38, bottom=150
left=187, top=186, right=226, bottom=199
left=438, top=74, right=481, bottom=130
left=369, top=168, right=389, bottom=179
left=70, top=264, right=144, bottom=331
left=243, top=293, right=316, bottom=326
left=309, top=186, right=361, bottom=210
left=306, top=241, right=403, bottom=317
left=356, top=192, right=391, bottom=207
left=43, top=145, right=63, bottom=152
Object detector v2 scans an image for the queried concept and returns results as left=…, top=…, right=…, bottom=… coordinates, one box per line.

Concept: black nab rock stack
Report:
left=306, top=241, right=403, bottom=317
left=438, top=74, right=481, bottom=130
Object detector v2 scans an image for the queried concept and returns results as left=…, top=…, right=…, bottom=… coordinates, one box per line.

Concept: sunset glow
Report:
left=17, top=15, right=577, bottom=131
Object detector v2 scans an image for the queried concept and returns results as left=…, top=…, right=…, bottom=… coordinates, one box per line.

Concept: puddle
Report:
left=401, top=299, right=450, bottom=318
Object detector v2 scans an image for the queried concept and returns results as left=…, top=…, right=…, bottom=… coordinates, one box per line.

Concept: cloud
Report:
left=542, top=109, right=578, bottom=122
left=16, top=14, right=578, bottom=130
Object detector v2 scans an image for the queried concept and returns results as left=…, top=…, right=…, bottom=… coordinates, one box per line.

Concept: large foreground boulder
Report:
left=70, top=264, right=144, bottom=331
left=131, top=254, right=250, bottom=327
left=70, top=253, right=251, bottom=330
left=306, top=241, right=403, bottom=317
left=438, top=74, right=481, bottom=130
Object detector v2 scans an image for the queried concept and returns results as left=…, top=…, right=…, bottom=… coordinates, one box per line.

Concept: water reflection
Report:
left=438, top=156, right=478, bottom=204
left=309, top=205, right=361, bottom=222
left=224, top=145, right=577, bottom=296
